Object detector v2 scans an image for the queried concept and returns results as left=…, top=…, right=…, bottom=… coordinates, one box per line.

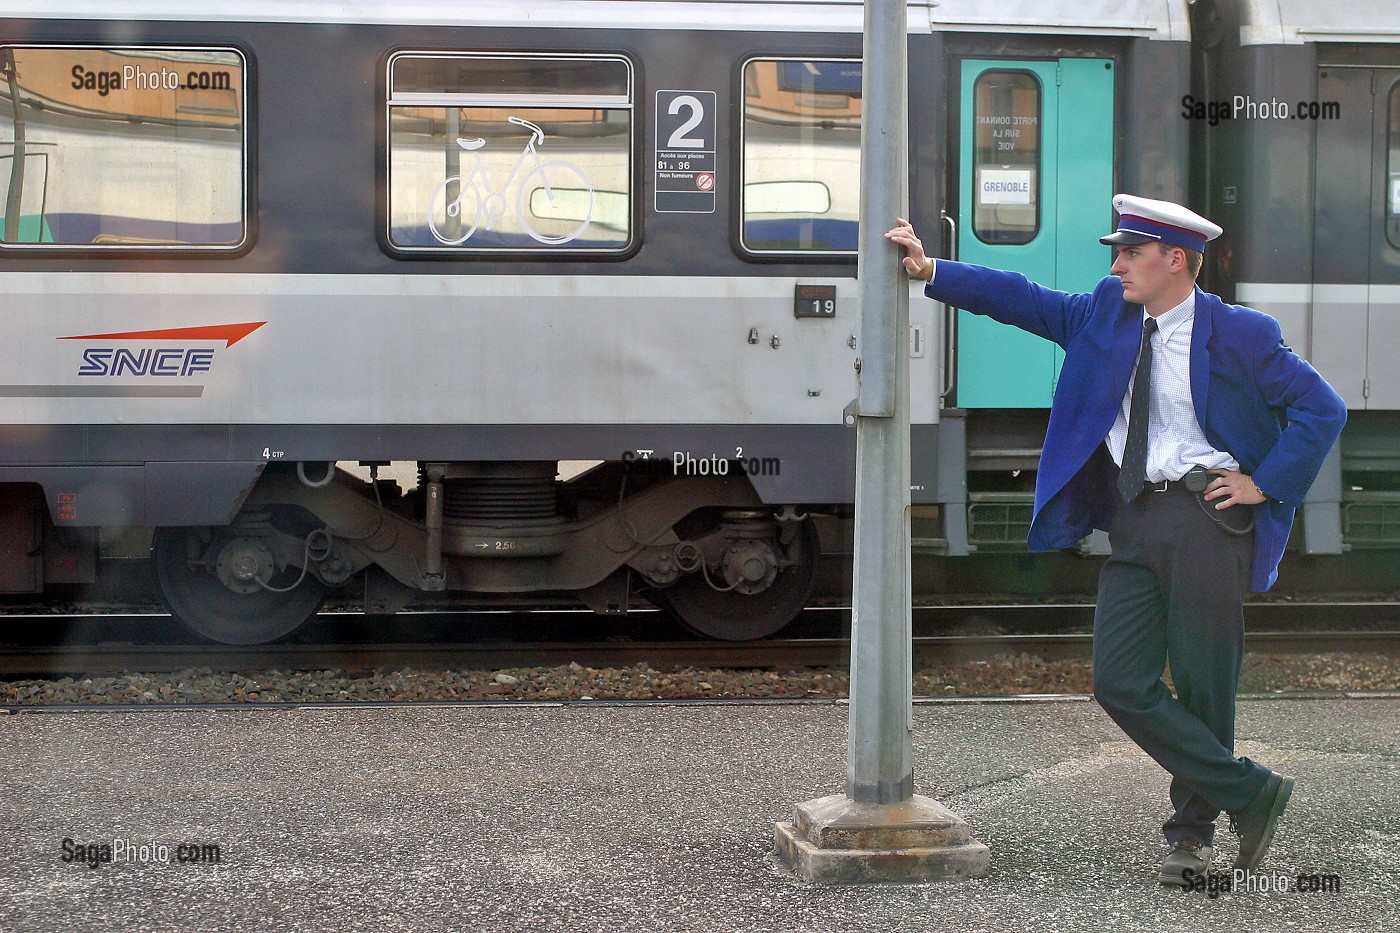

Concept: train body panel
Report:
left=1200, top=2, right=1400, bottom=412
left=1193, top=0, right=1400, bottom=556
left=0, top=272, right=869, bottom=426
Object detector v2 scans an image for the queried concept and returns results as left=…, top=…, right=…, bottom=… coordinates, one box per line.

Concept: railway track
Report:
left=0, top=609, right=1397, bottom=677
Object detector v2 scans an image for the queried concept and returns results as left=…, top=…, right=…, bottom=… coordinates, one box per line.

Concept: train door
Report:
left=1314, top=66, right=1400, bottom=410
left=954, top=58, right=1115, bottom=407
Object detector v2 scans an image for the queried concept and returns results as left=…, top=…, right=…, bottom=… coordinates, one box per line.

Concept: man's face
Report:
left=1110, top=243, right=1182, bottom=310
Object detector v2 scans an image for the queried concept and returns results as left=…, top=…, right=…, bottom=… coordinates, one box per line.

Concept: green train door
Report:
left=955, top=58, right=1115, bottom=407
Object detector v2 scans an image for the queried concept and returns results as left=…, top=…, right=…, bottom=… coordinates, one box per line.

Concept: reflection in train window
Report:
left=1387, top=81, right=1400, bottom=251
left=386, top=53, right=633, bottom=253
left=972, top=71, right=1040, bottom=245
left=0, top=46, right=246, bottom=249
left=741, top=59, right=860, bottom=254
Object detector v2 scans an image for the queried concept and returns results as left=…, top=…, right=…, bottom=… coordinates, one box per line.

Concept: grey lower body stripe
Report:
left=0, top=385, right=205, bottom=398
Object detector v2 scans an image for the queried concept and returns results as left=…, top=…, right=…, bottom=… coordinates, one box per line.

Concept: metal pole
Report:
left=777, top=3, right=985, bottom=881
left=847, top=0, right=912, bottom=804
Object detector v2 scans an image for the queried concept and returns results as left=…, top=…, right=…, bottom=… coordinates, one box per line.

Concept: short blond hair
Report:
left=1159, top=243, right=1204, bottom=279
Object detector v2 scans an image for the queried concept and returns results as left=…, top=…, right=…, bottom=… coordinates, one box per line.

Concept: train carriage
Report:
left=20, top=1, right=1373, bottom=645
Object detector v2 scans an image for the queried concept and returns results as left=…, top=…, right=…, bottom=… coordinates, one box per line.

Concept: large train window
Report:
left=1388, top=82, right=1400, bottom=250
left=386, top=53, right=633, bottom=254
left=971, top=70, right=1040, bottom=245
left=740, top=58, right=861, bottom=255
left=0, top=46, right=246, bottom=250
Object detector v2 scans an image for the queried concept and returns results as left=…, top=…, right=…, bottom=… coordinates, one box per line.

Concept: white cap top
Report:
left=1100, top=193, right=1223, bottom=251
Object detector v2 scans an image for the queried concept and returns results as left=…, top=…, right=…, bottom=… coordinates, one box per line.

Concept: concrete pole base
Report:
left=774, top=793, right=990, bottom=883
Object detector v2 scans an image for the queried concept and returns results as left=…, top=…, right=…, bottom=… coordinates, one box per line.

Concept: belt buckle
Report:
left=1146, top=479, right=1170, bottom=494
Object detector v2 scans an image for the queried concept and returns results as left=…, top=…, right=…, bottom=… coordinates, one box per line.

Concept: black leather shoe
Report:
left=1159, top=839, right=1213, bottom=887
left=1230, top=772, right=1295, bottom=870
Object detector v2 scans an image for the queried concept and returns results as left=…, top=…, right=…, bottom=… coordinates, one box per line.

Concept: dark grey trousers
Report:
left=1093, top=486, right=1271, bottom=846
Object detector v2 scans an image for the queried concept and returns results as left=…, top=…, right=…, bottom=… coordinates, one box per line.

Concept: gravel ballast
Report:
left=2, top=651, right=1396, bottom=705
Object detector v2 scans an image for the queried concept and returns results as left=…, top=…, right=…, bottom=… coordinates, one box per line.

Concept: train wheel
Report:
left=651, top=516, right=819, bottom=641
left=153, top=526, right=326, bottom=645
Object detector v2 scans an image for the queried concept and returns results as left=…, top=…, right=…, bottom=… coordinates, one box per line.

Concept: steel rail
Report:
left=1, top=630, right=1397, bottom=678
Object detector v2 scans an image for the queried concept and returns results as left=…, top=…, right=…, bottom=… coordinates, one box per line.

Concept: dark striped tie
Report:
left=1118, top=317, right=1158, bottom=503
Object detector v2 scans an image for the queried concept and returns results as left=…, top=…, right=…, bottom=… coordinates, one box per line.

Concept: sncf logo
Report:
left=79, top=347, right=216, bottom=377
left=59, top=322, right=265, bottom=377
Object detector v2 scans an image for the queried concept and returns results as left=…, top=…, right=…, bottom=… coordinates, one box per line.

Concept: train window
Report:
left=1388, top=83, right=1400, bottom=250
left=386, top=53, right=633, bottom=253
left=740, top=58, right=861, bottom=255
left=972, top=71, right=1040, bottom=245
left=0, top=46, right=246, bottom=250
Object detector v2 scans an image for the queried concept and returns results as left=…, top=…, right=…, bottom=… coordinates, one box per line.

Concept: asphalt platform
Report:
left=2, top=695, right=1396, bottom=932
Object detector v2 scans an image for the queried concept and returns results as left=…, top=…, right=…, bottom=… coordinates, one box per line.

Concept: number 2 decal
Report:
left=666, top=95, right=706, bottom=149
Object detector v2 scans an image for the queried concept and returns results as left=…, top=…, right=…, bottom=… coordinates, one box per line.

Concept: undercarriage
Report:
left=151, top=461, right=821, bottom=644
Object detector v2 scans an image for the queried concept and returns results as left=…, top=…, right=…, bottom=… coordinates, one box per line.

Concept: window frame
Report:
left=0, top=43, right=251, bottom=255
left=736, top=54, right=862, bottom=261
left=381, top=50, right=637, bottom=259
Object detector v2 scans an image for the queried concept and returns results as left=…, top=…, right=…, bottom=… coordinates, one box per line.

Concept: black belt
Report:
left=1139, top=472, right=1255, bottom=535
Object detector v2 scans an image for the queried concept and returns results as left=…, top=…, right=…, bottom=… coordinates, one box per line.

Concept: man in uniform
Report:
left=886, top=195, right=1346, bottom=884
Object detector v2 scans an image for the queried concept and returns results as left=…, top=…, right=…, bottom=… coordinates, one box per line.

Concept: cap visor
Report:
left=1100, top=231, right=1158, bottom=246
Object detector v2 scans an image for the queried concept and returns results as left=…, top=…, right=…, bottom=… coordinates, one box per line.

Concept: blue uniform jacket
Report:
left=928, top=261, right=1347, bottom=592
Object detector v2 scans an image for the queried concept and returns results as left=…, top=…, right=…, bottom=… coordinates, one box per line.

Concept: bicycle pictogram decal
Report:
left=427, top=117, right=595, bottom=245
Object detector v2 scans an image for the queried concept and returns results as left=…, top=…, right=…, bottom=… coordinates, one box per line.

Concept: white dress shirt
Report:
left=1105, top=293, right=1239, bottom=481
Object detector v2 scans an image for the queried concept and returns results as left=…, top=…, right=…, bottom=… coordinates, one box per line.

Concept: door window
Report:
left=1387, top=81, right=1400, bottom=250
left=971, top=70, right=1040, bottom=245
